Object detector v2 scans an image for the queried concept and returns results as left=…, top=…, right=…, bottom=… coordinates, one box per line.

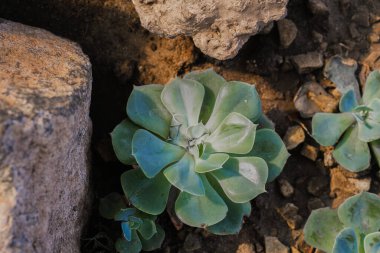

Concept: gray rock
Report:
left=131, top=0, right=288, bottom=60
left=308, top=0, right=329, bottom=15
left=277, top=19, right=298, bottom=48
left=0, top=20, right=92, bottom=253
left=265, top=236, right=289, bottom=253
left=291, top=52, right=324, bottom=74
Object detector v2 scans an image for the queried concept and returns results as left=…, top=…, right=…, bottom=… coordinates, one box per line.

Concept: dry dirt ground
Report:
left=1, top=0, right=380, bottom=252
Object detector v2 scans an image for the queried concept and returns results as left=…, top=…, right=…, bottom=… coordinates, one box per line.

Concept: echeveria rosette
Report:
left=312, top=70, right=380, bottom=172
left=112, top=69, right=289, bottom=234
left=304, top=192, right=380, bottom=253
left=99, top=193, right=165, bottom=253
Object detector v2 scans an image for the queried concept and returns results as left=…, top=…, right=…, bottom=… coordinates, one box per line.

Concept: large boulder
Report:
left=132, top=0, right=288, bottom=60
left=0, top=19, right=92, bottom=253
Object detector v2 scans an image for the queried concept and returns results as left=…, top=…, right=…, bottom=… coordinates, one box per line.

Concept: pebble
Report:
left=307, top=198, right=325, bottom=211
left=308, top=0, right=329, bottom=15
left=301, top=144, right=319, bottom=161
left=291, top=52, right=324, bottom=74
left=183, top=233, right=202, bottom=252
left=307, top=176, right=329, bottom=196
left=283, top=126, right=305, bottom=150
left=277, top=19, right=298, bottom=48
left=278, top=179, right=295, bottom=198
left=265, top=237, right=289, bottom=253
left=237, top=243, right=256, bottom=253
left=277, top=203, right=303, bottom=230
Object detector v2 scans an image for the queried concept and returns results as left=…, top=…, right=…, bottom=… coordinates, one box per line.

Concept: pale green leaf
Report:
left=210, top=157, right=268, bottom=203
left=161, top=78, right=205, bottom=127
left=340, top=89, right=359, bottom=112
left=364, top=232, right=380, bottom=253
left=121, top=169, right=171, bottom=215
left=356, top=99, right=380, bottom=142
left=333, top=125, right=371, bottom=172
left=338, top=192, right=380, bottom=235
left=132, top=129, right=185, bottom=178
left=140, top=225, right=165, bottom=251
left=184, top=68, right=227, bottom=123
left=111, top=119, right=139, bottom=165
left=99, top=193, right=127, bottom=220
left=195, top=153, right=229, bottom=173
left=163, top=153, right=205, bottom=196
left=206, top=81, right=262, bottom=132
left=115, top=231, right=142, bottom=253
left=248, top=129, right=290, bottom=182
left=205, top=112, right=256, bottom=154
left=332, top=228, right=358, bottom=253
left=175, top=175, right=227, bottom=227
left=137, top=219, right=157, bottom=240
left=370, top=140, right=380, bottom=168
left=312, top=112, right=355, bottom=146
left=304, top=208, right=345, bottom=253
left=363, top=70, right=380, bottom=104
left=127, top=85, right=171, bottom=138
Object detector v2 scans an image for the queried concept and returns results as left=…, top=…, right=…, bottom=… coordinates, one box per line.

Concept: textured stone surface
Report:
left=0, top=19, right=92, bottom=253
left=132, top=0, right=288, bottom=60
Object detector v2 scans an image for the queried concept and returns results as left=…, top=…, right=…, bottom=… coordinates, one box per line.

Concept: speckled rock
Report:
left=131, top=0, right=288, bottom=60
left=0, top=20, right=92, bottom=253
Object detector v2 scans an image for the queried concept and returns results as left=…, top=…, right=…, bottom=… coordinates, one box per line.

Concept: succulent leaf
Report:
left=356, top=99, right=380, bottom=142
left=331, top=228, right=358, bottom=253
left=206, top=81, right=262, bottom=132
left=121, top=222, right=133, bottom=241
left=338, top=192, right=380, bottom=235
left=111, top=119, right=139, bottom=165
left=370, top=139, right=380, bottom=167
left=205, top=112, right=256, bottom=154
left=362, top=70, right=380, bottom=104
left=248, top=129, right=290, bottom=182
left=137, top=219, right=157, bottom=240
left=364, top=232, right=380, bottom=253
left=115, top=231, right=142, bottom=253
left=132, top=129, right=185, bottom=178
left=175, top=175, right=228, bottom=227
left=140, top=225, right=165, bottom=251
left=161, top=78, right=205, bottom=127
left=99, top=193, right=127, bottom=220
left=194, top=153, right=229, bottom=173
left=340, top=89, right=359, bottom=112
left=114, top=208, right=137, bottom=221
left=163, top=153, right=205, bottom=196
left=304, top=207, right=345, bottom=253
left=127, top=85, right=171, bottom=138
left=332, top=125, right=371, bottom=172
left=210, top=157, right=268, bottom=203
left=121, top=169, right=171, bottom=215
left=312, top=112, right=355, bottom=146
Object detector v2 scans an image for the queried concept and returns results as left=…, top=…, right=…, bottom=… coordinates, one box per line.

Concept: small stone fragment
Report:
left=307, top=198, right=325, bottom=211
left=301, top=144, right=319, bottom=161
left=308, top=0, right=329, bottom=15
left=291, top=52, right=324, bottom=74
left=237, top=243, right=256, bottom=253
left=265, top=237, right=289, bottom=253
left=283, top=126, right=305, bottom=150
left=278, top=179, right=295, bottom=198
left=277, top=19, right=298, bottom=48
left=183, top=233, right=202, bottom=252
left=277, top=203, right=303, bottom=230
left=307, top=176, right=329, bottom=196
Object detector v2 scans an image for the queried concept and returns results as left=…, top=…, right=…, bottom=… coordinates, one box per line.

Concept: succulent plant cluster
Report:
left=304, top=192, right=380, bottom=253
left=99, top=193, right=165, bottom=253
left=312, top=70, right=380, bottom=172
left=111, top=69, right=289, bottom=235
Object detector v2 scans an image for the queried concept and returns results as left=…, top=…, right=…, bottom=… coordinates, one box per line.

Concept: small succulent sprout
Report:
left=312, top=70, right=380, bottom=172
left=304, top=192, right=380, bottom=253
left=99, top=193, right=165, bottom=253
left=112, top=69, right=289, bottom=234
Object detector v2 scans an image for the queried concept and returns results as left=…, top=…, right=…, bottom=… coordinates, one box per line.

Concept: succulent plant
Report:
left=312, top=70, right=380, bottom=172
left=99, top=193, right=165, bottom=253
left=111, top=69, right=289, bottom=234
left=304, top=192, right=380, bottom=253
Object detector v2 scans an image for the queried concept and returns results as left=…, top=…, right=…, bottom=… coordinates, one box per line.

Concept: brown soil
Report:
left=1, top=0, right=380, bottom=252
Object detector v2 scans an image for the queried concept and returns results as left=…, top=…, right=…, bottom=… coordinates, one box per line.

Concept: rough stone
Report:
left=131, top=0, right=288, bottom=60
left=307, top=176, right=329, bottom=196
left=283, top=126, right=305, bottom=150
left=0, top=20, right=92, bottom=253
left=291, top=52, right=324, bottom=74
left=278, top=179, right=295, bottom=198
left=277, top=203, right=303, bottom=230
left=265, top=236, right=289, bottom=253
left=307, top=198, right=325, bottom=211
left=183, top=233, right=202, bottom=252
left=301, top=144, right=319, bottom=161
left=277, top=19, right=298, bottom=48
left=237, top=243, right=256, bottom=253
left=308, top=0, right=329, bottom=15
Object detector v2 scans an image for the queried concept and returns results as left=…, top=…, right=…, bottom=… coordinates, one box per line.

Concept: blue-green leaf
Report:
left=338, top=192, right=380, bottom=235
left=356, top=99, right=380, bottom=142
left=132, top=129, right=185, bottom=178
left=210, top=157, right=268, bottom=203
left=333, top=125, right=371, bottom=172
left=304, top=208, right=345, bottom=253
left=114, top=208, right=137, bottom=222
left=364, top=232, right=380, bottom=253
left=163, top=153, right=205, bottom=196
left=248, top=129, right=290, bottom=182
left=195, top=153, right=229, bottom=173
left=340, top=89, right=359, bottom=112
left=121, top=169, right=171, bottom=215
left=99, top=193, right=127, bottom=220
left=370, top=139, right=380, bottom=168
left=121, top=222, right=132, bottom=241
left=206, top=81, right=262, bottom=132
left=363, top=70, right=380, bottom=104
left=127, top=85, right=171, bottom=138
left=137, top=219, right=157, bottom=240
left=115, top=231, right=142, bottom=253
left=184, top=68, right=227, bottom=123
left=205, top=112, right=256, bottom=154
left=140, top=225, right=165, bottom=251
left=332, top=228, right=358, bottom=253
left=312, top=112, right=355, bottom=146
left=175, top=175, right=227, bottom=227
left=111, top=119, right=139, bottom=165
left=161, top=78, right=205, bottom=127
